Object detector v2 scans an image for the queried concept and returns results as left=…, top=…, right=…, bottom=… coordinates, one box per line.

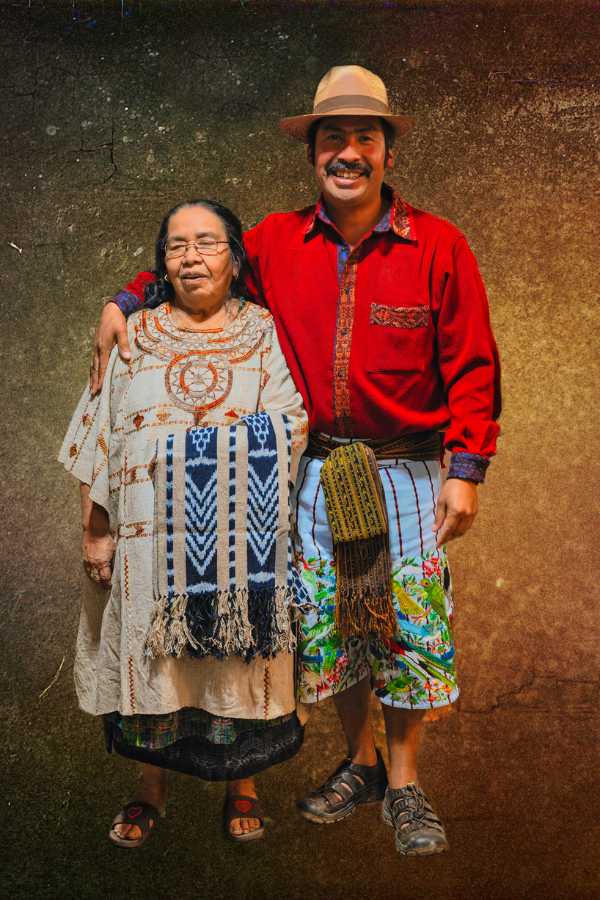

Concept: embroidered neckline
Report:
left=303, top=184, right=415, bottom=242
left=133, top=302, right=272, bottom=423
left=165, top=299, right=245, bottom=335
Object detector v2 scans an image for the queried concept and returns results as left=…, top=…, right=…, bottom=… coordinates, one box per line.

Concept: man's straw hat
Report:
left=279, top=65, right=414, bottom=142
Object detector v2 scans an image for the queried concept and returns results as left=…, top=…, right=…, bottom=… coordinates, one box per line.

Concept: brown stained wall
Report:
left=1, top=2, right=598, bottom=898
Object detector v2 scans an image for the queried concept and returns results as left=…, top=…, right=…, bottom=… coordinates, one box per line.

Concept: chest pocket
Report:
left=367, top=302, right=430, bottom=373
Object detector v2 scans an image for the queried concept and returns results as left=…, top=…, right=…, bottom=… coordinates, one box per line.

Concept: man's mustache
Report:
left=325, top=161, right=371, bottom=177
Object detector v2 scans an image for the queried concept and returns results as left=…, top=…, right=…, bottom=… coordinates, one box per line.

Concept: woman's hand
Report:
left=80, top=484, right=115, bottom=588
left=82, top=531, right=115, bottom=589
left=90, top=302, right=131, bottom=395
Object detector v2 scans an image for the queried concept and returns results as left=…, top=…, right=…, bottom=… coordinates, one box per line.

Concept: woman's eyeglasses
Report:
left=163, top=239, right=230, bottom=259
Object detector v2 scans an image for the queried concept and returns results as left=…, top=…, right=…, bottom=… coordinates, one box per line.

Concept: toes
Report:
left=228, top=814, right=262, bottom=836
left=113, top=823, right=141, bottom=841
left=229, top=818, right=243, bottom=836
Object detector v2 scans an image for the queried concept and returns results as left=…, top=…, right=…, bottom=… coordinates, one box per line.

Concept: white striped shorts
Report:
left=292, top=455, right=459, bottom=710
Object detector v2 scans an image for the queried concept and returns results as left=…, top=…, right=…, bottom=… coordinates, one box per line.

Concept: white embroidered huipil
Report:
left=59, top=302, right=308, bottom=719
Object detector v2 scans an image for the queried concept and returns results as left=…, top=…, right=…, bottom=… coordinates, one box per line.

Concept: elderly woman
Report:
left=60, top=199, right=309, bottom=846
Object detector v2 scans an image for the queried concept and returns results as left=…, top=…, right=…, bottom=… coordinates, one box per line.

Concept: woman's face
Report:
left=164, top=205, right=236, bottom=309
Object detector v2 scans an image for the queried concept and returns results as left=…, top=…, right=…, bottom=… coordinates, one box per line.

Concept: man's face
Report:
left=312, top=116, right=392, bottom=208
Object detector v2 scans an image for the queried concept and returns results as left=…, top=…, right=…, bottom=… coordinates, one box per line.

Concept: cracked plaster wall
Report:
left=1, top=2, right=599, bottom=899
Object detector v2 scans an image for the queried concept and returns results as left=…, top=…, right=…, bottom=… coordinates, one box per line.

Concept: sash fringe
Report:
left=334, top=537, right=396, bottom=639
left=145, top=586, right=297, bottom=662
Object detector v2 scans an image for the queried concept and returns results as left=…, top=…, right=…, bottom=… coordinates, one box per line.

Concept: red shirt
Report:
left=115, top=188, right=500, bottom=460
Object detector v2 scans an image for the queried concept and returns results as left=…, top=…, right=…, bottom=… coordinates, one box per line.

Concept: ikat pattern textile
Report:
left=146, top=413, right=309, bottom=661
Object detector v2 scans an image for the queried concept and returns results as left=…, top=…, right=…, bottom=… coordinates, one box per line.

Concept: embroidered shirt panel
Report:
left=370, top=303, right=430, bottom=329
left=311, top=189, right=415, bottom=435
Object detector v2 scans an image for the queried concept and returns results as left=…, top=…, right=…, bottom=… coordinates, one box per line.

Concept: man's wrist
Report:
left=446, top=452, right=490, bottom=484
left=112, top=289, right=142, bottom=318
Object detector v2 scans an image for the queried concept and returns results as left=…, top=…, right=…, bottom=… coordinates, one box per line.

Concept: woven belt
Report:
left=307, top=430, right=442, bottom=462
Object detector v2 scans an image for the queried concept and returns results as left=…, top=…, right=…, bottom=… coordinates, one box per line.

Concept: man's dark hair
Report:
left=144, top=199, right=246, bottom=308
left=306, top=117, right=396, bottom=165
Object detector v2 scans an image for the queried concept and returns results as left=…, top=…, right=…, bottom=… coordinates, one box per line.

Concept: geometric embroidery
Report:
left=370, top=303, right=430, bottom=329
left=332, top=252, right=360, bottom=436
left=135, top=303, right=269, bottom=424
left=310, top=187, right=416, bottom=437
left=447, top=452, right=489, bottom=484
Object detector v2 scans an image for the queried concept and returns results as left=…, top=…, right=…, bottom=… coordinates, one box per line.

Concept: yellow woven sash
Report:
left=320, top=442, right=387, bottom=543
left=312, top=432, right=442, bottom=639
left=319, top=442, right=394, bottom=638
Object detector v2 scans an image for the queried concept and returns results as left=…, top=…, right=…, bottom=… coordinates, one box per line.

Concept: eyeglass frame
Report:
left=161, top=238, right=231, bottom=259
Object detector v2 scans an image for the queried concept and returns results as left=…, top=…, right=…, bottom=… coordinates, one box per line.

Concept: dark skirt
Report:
left=103, top=708, right=304, bottom=781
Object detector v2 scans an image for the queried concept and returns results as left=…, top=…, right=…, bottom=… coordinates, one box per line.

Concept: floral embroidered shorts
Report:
left=293, top=455, right=459, bottom=710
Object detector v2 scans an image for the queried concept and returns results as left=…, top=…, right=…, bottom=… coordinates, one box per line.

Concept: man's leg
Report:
left=381, top=704, right=426, bottom=787
left=297, top=675, right=387, bottom=824
left=332, top=674, right=378, bottom=766
left=380, top=705, right=449, bottom=855
left=293, top=456, right=386, bottom=823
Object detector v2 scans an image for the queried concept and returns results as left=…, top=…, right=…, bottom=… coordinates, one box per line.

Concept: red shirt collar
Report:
left=303, top=185, right=416, bottom=242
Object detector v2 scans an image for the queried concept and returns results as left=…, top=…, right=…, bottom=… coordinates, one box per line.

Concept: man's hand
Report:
left=433, top=478, right=479, bottom=547
left=90, top=302, right=130, bottom=395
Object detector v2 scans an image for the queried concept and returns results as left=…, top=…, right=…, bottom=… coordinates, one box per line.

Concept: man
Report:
left=91, top=65, right=500, bottom=856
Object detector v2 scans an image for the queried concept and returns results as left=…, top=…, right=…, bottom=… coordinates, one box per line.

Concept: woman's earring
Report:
left=164, top=273, right=169, bottom=282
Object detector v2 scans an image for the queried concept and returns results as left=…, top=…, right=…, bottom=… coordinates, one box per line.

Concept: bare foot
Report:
left=227, top=777, right=262, bottom=837
left=112, top=764, right=167, bottom=843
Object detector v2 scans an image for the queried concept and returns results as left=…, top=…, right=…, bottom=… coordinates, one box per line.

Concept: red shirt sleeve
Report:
left=242, top=224, right=267, bottom=308
left=435, top=236, right=501, bottom=458
left=113, top=271, right=156, bottom=316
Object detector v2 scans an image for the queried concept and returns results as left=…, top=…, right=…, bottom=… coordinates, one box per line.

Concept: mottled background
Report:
left=2, top=1, right=598, bottom=898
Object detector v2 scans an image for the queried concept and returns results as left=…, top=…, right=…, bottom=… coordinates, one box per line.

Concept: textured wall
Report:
left=2, top=2, right=598, bottom=898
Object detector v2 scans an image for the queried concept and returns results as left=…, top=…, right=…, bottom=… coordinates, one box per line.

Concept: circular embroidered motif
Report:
left=134, top=303, right=269, bottom=420
left=166, top=353, right=233, bottom=414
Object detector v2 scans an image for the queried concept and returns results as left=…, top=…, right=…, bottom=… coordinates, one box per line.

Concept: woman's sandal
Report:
left=108, top=800, right=165, bottom=849
left=224, top=794, right=265, bottom=843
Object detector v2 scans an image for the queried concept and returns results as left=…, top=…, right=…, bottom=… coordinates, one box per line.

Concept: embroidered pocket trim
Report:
left=370, top=303, right=429, bottom=329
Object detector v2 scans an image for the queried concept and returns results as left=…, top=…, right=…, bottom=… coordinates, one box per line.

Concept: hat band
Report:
left=313, top=94, right=389, bottom=115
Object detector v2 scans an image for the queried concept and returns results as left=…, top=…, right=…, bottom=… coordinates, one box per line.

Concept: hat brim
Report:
left=279, top=110, right=415, bottom=142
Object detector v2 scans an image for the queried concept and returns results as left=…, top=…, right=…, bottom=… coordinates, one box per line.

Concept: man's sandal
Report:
left=224, top=794, right=265, bottom=843
left=108, top=800, right=164, bottom=849
left=297, top=749, right=388, bottom=824
left=382, top=784, right=449, bottom=856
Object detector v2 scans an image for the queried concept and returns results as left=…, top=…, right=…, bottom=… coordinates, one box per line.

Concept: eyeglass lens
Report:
left=164, top=240, right=226, bottom=258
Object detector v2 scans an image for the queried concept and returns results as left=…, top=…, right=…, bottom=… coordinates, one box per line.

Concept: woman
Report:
left=59, top=199, right=309, bottom=847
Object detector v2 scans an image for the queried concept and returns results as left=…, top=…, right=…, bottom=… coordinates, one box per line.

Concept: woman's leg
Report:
left=112, top=763, right=168, bottom=841
left=226, top=776, right=261, bottom=836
